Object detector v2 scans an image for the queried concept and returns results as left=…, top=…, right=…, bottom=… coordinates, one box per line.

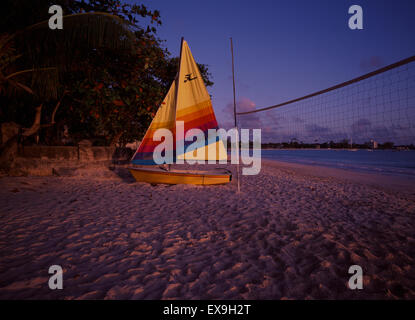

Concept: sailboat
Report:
left=129, top=39, right=232, bottom=185
left=348, top=136, right=358, bottom=151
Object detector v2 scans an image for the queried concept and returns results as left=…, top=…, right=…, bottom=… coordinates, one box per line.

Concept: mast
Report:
left=230, top=37, right=240, bottom=192
left=170, top=37, right=184, bottom=171
left=174, top=37, right=184, bottom=116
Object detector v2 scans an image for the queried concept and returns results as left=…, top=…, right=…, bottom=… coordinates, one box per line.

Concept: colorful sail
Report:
left=131, top=39, right=227, bottom=165
left=175, top=40, right=227, bottom=161
left=131, top=80, right=177, bottom=165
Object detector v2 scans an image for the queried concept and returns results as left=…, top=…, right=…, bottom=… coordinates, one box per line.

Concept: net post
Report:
left=230, top=37, right=240, bottom=193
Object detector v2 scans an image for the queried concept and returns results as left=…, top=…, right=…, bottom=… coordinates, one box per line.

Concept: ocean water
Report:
left=261, top=149, right=415, bottom=178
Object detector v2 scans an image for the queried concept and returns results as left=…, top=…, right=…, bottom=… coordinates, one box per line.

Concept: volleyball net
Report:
left=236, top=55, right=415, bottom=147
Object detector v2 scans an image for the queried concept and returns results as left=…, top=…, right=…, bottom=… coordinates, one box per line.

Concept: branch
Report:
left=50, top=90, right=68, bottom=124
left=22, top=104, right=42, bottom=137
left=22, top=12, right=133, bottom=34
left=110, top=131, right=123, bottom=146
left=5, top=78, right=34, bottom=95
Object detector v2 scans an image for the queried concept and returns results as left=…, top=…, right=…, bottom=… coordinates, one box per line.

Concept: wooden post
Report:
left=230, top=38, right=240, bottom=192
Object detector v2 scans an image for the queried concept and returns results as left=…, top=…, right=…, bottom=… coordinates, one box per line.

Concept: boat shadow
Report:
left=109, top=165, right=136, bottom=184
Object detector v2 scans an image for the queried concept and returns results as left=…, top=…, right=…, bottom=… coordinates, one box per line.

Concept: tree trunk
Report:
left=110, top=131, right=123, bottom=147
left=22, top=104, right=42, bottom=137
left=0, top=132, right=19, bottom=172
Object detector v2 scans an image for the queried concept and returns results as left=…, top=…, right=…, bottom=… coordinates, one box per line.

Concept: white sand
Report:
left=0, top=160, right=414, bottom=299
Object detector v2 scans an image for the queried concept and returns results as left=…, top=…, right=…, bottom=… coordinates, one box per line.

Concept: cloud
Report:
left=371, top=125, right=397, bottom=141
left=349, top=118, right=399, bottom=143
left=236, top=97, right=257, bottom=113
left=305, top=124, right=331, bottom=135
left=359, top=56, right=383, bottom=71
left=303, top=124, right=346, bottom=142
left=351, top=118, right=372, bottom=136
left=222, top=97, right=262, bottom=129
left=293, top=116, right=305, bottom=123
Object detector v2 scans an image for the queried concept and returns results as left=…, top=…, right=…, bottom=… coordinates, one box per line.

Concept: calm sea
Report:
left=261, top=149, right=415, bottom=178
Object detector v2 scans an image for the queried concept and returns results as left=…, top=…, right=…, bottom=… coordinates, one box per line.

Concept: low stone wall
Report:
left=6, top=146, right=135, bottom=176
left=19, top=146, right=79, bottom=160
left=18, top=145, right=133, bottom=161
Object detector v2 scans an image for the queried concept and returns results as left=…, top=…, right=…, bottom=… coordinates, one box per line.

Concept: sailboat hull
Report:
left=129, top=167, right=231, bottom=185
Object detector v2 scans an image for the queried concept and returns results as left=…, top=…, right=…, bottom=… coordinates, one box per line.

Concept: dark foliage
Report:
left=1, top=0, right=213, bottom=146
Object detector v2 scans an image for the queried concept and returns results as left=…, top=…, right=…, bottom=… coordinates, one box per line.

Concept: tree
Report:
left=1, top=11, right=137, bottom=141
left=1, top=0, right=213, bottom=147
left=0, top=10, right=142, bottom=171
left=380, top=141, right=394, bottom=149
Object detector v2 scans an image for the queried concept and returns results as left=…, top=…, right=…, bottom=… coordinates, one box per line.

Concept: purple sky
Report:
left=133, top=0, right=415, bottom=143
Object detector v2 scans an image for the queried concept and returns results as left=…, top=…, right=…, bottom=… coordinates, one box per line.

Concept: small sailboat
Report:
left=348, top=137, right=358, bottom=151
left=129, top=38, right=231, bottom=185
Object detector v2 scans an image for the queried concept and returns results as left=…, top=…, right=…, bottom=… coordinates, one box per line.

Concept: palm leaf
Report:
left=6, top=12, right=136, bottom=100
left=15, top=12, right=135, bottom=71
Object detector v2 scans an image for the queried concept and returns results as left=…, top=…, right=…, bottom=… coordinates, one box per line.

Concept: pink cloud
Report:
left=359, top=56, right=383, bottom=71
left=220, top=97, right=262, bottom=129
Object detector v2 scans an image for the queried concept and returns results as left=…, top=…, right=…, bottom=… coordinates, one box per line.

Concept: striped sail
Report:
left=132, top=40, right=227, bottom=165
left=131, top=80, right=177, bottom=165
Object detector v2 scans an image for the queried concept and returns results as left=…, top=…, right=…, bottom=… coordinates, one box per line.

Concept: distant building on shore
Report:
left=370, top=140, right=378, bottom=149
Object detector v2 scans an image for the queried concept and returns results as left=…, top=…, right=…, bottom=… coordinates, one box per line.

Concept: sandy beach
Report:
left=0, top=160, right=414, bottom=299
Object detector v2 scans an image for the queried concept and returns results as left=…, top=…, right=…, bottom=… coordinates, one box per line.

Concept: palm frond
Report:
left=0, top=33, right=20, bottom=72
left=0, top=67, right=57, bottom=98
left=6, top=78, right=34, bottom=95
left=15, top=12, right=136, bottom=72
left=30, top=67, right=59, bottom=99
left=3, top=12, right=136, bottom=100
left=5, top=67, right=56, bottom=80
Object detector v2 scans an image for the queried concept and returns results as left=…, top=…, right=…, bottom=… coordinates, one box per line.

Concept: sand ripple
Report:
left=0, top=161, right=414, bottom=299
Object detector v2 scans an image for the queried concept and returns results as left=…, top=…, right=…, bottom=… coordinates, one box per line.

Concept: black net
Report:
left=237, top=59, right=415, bottom=147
